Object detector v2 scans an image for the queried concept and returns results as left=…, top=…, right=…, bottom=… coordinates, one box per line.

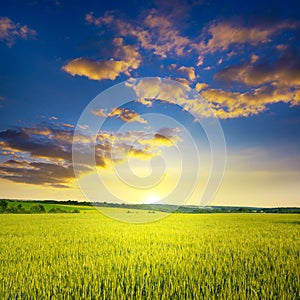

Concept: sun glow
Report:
left=144, top=195, right=160, bottom=204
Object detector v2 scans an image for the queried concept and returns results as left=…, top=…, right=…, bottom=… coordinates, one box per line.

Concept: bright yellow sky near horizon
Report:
left=1, top=157, right=299, bottom=208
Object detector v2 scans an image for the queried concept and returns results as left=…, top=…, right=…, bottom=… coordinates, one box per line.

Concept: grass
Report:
left=0, top=212, right=299, bottom=299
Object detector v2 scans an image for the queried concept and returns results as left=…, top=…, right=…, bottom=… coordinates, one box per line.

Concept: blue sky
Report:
left=0, top=0, right=299, bottom=207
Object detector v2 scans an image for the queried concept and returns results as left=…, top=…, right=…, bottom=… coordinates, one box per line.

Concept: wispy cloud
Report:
left=85, top=9, right=300, bottom=64
left=0, top=16, right=36, bottom=47
left=91, top=108, right=107, bottom=117
left=85, top=9, right=191, bottom=59
left=198, top=20, right=299, bottom=54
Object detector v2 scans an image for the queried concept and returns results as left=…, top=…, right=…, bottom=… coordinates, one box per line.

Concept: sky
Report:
left=0, top=0, right=299, bottom=207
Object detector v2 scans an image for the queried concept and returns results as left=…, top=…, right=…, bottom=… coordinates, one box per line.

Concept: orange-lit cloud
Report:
left=86, top=9, right=300, bottom=64
left=132, top=77, right=188, bottom=103
left=108, top=108, right=147, bottom=124
left=198, top=20, right=299, bottom=53
left=215, top=51, right=300, bottom=88
left=204, top=49, right=300, bottom=118
left=178, top=66, right=196, bottom=81
left=92, top=107, right=147, bottom=124
left=130, top=76, right=300, bottom=119
left=85, top=9, right=191, bottom=59
left=62, top=38, right=141, bottom=81
left=195, top=82, right=208, bottom=92
left=0, top=16, right=36, bottom=47
left=141, top=10, right=191, bottom=57
left=72, top=11, right=300, bottom=119
left=62, top=58, right=127, bottom=80
left=131, top=77, right=214, bottom=117
left=85, top=11, right=114, bottom=26
left=62, top=123, right=75, bottom=128
left=174, top=77, right=190, bottom=87
left=202, top=85, right=297, bottom=118
left=91, top=108, right=107, bottom=117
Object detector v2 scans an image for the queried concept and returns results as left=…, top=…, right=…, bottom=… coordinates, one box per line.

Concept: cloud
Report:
left=85, top=9, right=300, bottom=66
left=80, top=128, right=182, bottom=168
left=112, top=37, right=141, bottom=69
left=132, top=77, right=189, bottom=104
left=129, top=76, right=300, bottom=119
left=62, top=58, right=132, bottom=81
left=95, top=129, right=180, bottom=162
left=0, top=128, right=72, bottom=161
left=86, top=9, right=191, bottom=59
left=215, top=50, right=300, bottom=87
left=0, top=159, right=78, bottom=188
left=196, top=55, right=204, bottom=66
left=174, top=78, right=190, bottom=87
left=153, top=128, right=180, bottom=146
left=108, top=108, right=147, bottom=124
left=178, top=66, right=196, bottom=81
left=92, top=107, right=147, bottom=123
left=131, top=77, right=214, bottom=118
left=198, top=20, right=299, bottom=53
left=121, top=9, right=191, bottom=58
left=204, top=48, right=300, bottom=118
left=0, top=16, right=36, bottom=47
left=85, top=11, right=114, bottom=26
left=62, top=123, right=75, bottom=128
left=201, top=85, right=298, bottom=119
left=62, top=38, right=141, bottom=81
left=91, top=108, right=107, bottom=117
left=0, top=123, right=180, bottom=186
left=195, top=82, right=209, bottom=92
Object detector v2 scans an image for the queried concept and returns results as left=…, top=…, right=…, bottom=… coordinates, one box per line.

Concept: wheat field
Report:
left=0, top=212, right=299, bottom=299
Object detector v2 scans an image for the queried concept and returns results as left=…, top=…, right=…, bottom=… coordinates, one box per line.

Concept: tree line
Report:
left=0, top=200, right=80, bottom=214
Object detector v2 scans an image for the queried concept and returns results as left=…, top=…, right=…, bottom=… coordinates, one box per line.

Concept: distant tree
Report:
left=15, top=204, right=25, bottom=213
left=48, top=208, right=65, bottom=213
left=0, top=200, right=8, bottom=211
left=30, top=204, right=46, bottom=213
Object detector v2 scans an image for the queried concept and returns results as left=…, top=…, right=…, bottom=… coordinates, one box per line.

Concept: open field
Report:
left=0, top=212, right=299, bottom=299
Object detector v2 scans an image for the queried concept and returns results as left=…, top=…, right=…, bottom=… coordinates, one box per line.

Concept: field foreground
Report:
left=0, top=212, right=299, bottom=299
